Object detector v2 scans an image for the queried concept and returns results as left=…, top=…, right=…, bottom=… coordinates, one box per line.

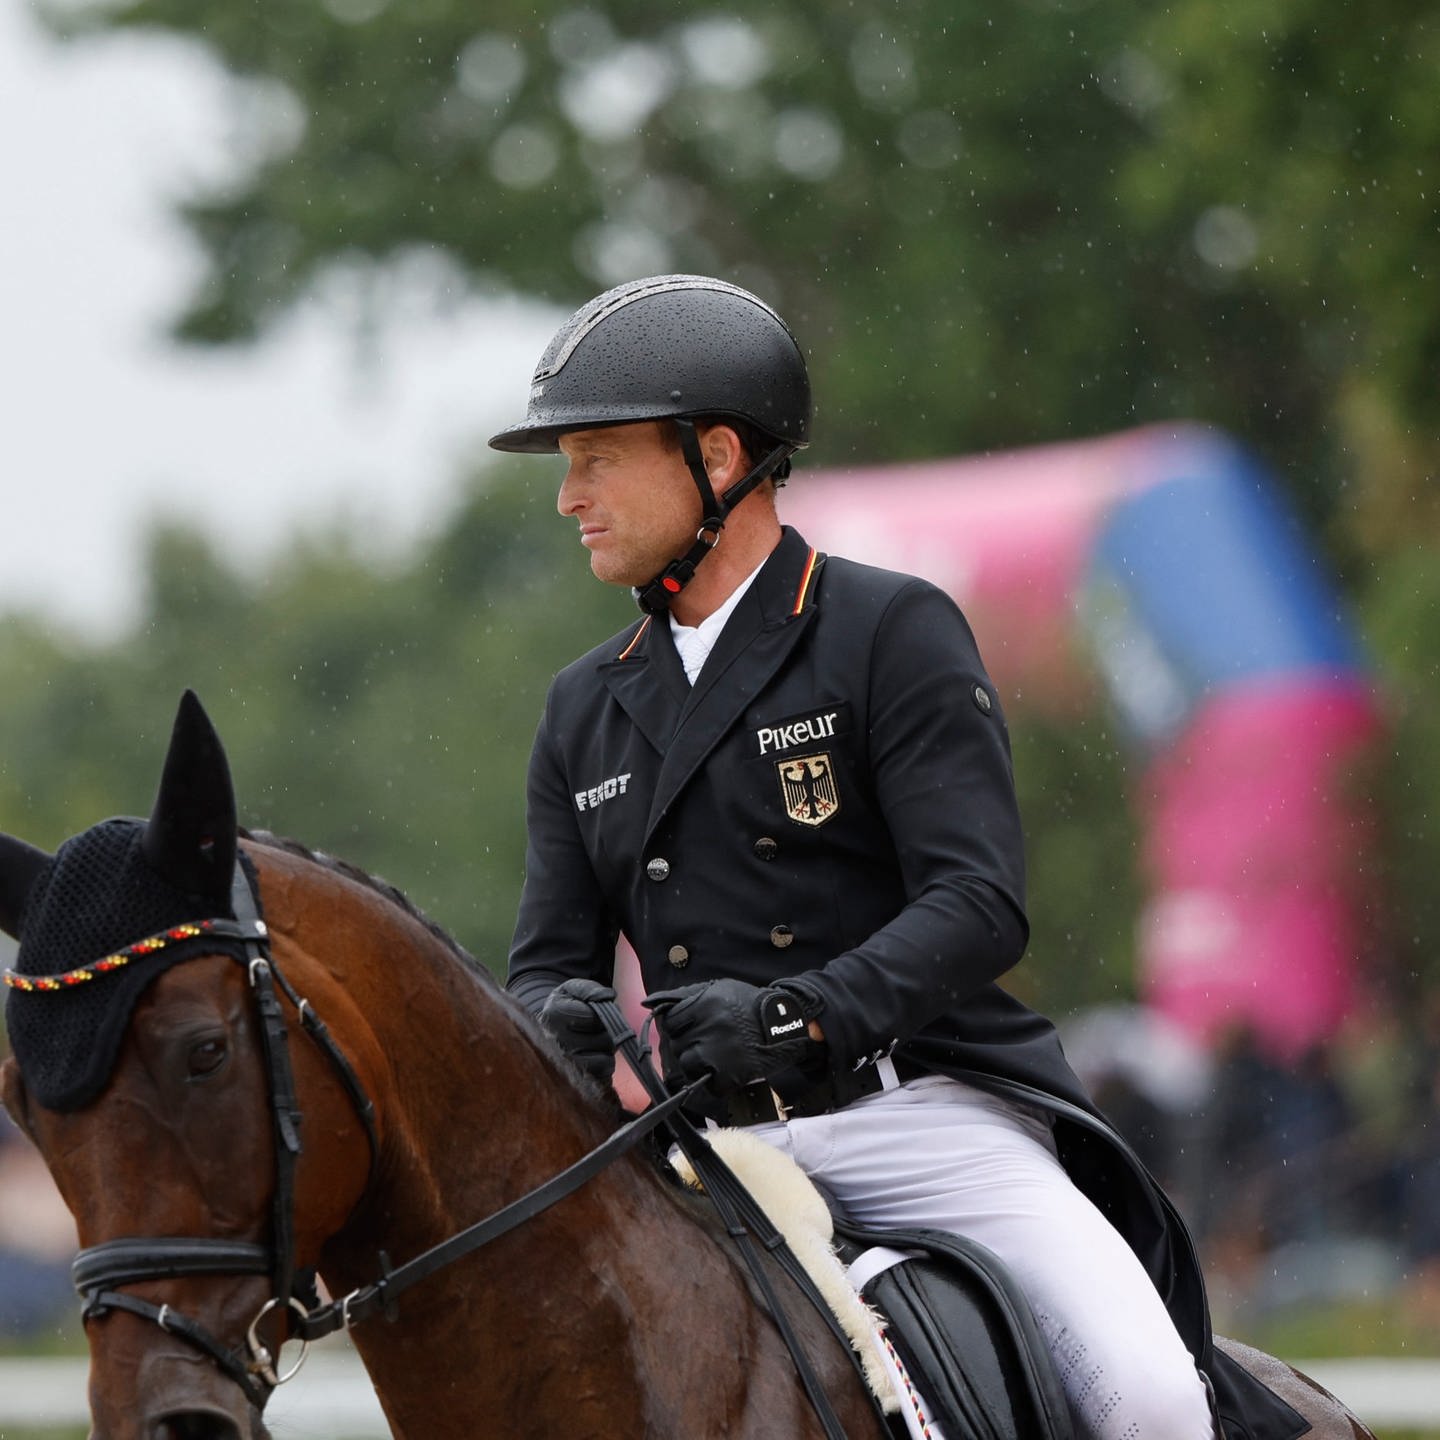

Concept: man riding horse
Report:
left=491, top=274, right=1307, bottom=1440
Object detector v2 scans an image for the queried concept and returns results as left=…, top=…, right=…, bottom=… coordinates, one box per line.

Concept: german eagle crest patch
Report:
left=776, top=752, right=840, bottom=827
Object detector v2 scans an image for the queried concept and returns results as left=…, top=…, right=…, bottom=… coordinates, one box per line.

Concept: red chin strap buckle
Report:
left=633, top=521, right=722, bottom=614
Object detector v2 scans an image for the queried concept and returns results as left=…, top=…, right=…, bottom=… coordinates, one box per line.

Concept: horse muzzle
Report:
left=84, top=1331, right=271, bottom=1440
left=143, top=1406, right=256, bottom=1440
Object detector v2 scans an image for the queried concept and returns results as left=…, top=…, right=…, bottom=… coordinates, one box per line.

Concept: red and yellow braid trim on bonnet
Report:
left=3, top=920, right=226, bottom=993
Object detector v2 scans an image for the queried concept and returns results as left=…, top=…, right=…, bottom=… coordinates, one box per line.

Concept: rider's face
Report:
left=556, top=423, right=703, bottom=589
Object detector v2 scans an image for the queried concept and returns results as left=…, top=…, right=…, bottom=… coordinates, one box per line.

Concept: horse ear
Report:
left=142, top=690, right=238, bottom=903
left=0, top=833, right=51, bottom=940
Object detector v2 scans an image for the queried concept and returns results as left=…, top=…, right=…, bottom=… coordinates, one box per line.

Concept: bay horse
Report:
left=0, top=693, right=1375, bottom=1440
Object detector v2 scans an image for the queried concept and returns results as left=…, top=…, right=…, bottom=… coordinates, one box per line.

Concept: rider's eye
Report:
left=187, top=1036, right=229, bottom=1080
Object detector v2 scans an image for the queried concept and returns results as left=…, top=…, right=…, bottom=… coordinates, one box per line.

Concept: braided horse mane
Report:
left=240, top=827, right=486, bottom=975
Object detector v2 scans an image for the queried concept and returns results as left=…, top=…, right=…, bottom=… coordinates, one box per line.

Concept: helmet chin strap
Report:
left=633, top=418, right=795, bottom=615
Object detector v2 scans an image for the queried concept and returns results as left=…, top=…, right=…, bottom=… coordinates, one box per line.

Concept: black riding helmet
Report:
left=489, top=275, right=813, bottom=613
left=488, top=274, right=811, bottom=454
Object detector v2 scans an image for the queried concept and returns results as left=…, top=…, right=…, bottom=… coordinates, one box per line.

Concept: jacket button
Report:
left=769, top=925, right=795, bottom=949
left=753, top=836, right=779, bottom=861
left=646, top=857, right=671, bottom=882
left=667, top=944, right=690, bottom=968
left=973, top=684, right=993, bottom=714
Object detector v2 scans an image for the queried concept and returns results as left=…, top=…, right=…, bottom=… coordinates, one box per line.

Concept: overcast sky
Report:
left=1, top=0, right=558, bottom=640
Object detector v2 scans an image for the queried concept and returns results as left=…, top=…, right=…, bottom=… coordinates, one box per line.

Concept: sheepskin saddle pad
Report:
left=670, top=1128, right=1071, bottom=1440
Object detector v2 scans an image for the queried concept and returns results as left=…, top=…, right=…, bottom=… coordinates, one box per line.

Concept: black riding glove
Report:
left=538, top=978, right=618, bottom=1084
left=642, top=978, right=822, bottom=1095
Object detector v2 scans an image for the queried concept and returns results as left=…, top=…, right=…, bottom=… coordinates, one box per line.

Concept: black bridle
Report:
left=70, top=861, right=378, bottom=1407
left=66, top=857, right=708, bottom=1413
left=65, top=857, right=883, bottom=1437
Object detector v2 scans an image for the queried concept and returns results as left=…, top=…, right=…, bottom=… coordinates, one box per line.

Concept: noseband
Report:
left=55, top=856, right=704, bottom=1414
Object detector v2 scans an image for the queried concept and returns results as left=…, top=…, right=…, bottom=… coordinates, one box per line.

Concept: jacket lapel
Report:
left=644, top=528, right=821, bottom=841
left=597, top=616, right=689, bottom=756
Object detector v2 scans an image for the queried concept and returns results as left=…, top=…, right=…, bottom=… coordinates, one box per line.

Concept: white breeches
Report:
left=745, top=1074, right=1214, bottom=1440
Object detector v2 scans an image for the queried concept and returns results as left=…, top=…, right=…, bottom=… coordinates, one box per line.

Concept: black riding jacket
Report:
left=508, top=526, right=1304, bottom=1440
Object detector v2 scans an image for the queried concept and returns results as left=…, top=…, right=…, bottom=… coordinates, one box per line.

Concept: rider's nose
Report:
left=557, top=466, right=588, bottom=516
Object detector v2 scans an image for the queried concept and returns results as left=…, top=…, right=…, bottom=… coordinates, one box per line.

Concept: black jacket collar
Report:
left=597, top=527, right=823, bottom=841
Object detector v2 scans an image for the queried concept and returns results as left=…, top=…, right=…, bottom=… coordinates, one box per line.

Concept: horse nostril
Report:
left=149, top=1411, right=246, bottom=1440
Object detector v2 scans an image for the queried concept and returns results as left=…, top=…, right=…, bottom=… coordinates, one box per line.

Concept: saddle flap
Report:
left=835, top=1222, right=1074, bottom=1440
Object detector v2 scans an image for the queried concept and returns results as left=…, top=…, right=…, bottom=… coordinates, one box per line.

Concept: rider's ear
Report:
left=142, top=690, right=238, bottom=905
left=701, top=423, right=747, bottom=496
left=0, top=833, right=50, bottom=940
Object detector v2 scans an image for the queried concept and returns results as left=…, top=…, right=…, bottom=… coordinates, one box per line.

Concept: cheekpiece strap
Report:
left=229, top=861, right=305, bottom=1316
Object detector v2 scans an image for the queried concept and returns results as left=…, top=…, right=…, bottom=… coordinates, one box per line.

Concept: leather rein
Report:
left=66, top=859, right=881, bottom=1436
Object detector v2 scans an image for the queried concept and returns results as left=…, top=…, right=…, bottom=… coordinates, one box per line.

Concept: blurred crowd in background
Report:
left=1063, top=1000, right=1440, bottom=1338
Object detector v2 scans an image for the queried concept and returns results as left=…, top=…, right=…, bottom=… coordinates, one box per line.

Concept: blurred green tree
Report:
left=9, top=0, right=1436, bottom=1003
left=44, top=0, right=1439, bottom=558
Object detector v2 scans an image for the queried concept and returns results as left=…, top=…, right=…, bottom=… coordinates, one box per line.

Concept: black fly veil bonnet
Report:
left=2, top=692, right=260, bottom=1111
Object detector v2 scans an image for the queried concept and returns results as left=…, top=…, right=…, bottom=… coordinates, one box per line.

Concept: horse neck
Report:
left=269, top=868, right=877, bottom=1440
left=305, top=881, right=606, bottom=1238
left=355, top=933, right=618, bottom=1247
left=301, top=889, right=707, bottom=1432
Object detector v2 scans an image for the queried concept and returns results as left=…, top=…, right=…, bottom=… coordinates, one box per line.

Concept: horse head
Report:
left=0, top=693, right=377, bottom=1440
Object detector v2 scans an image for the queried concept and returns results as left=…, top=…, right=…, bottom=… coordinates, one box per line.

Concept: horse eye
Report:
left=187, top=1036, right=229, bottom=1080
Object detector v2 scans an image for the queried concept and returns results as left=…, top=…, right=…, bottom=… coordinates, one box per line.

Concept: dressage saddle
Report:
left=834, top=1219, right=1073, bottom=1440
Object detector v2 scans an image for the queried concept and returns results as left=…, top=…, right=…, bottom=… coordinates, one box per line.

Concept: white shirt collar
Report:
left=669, top=558, right=767, bottom=685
